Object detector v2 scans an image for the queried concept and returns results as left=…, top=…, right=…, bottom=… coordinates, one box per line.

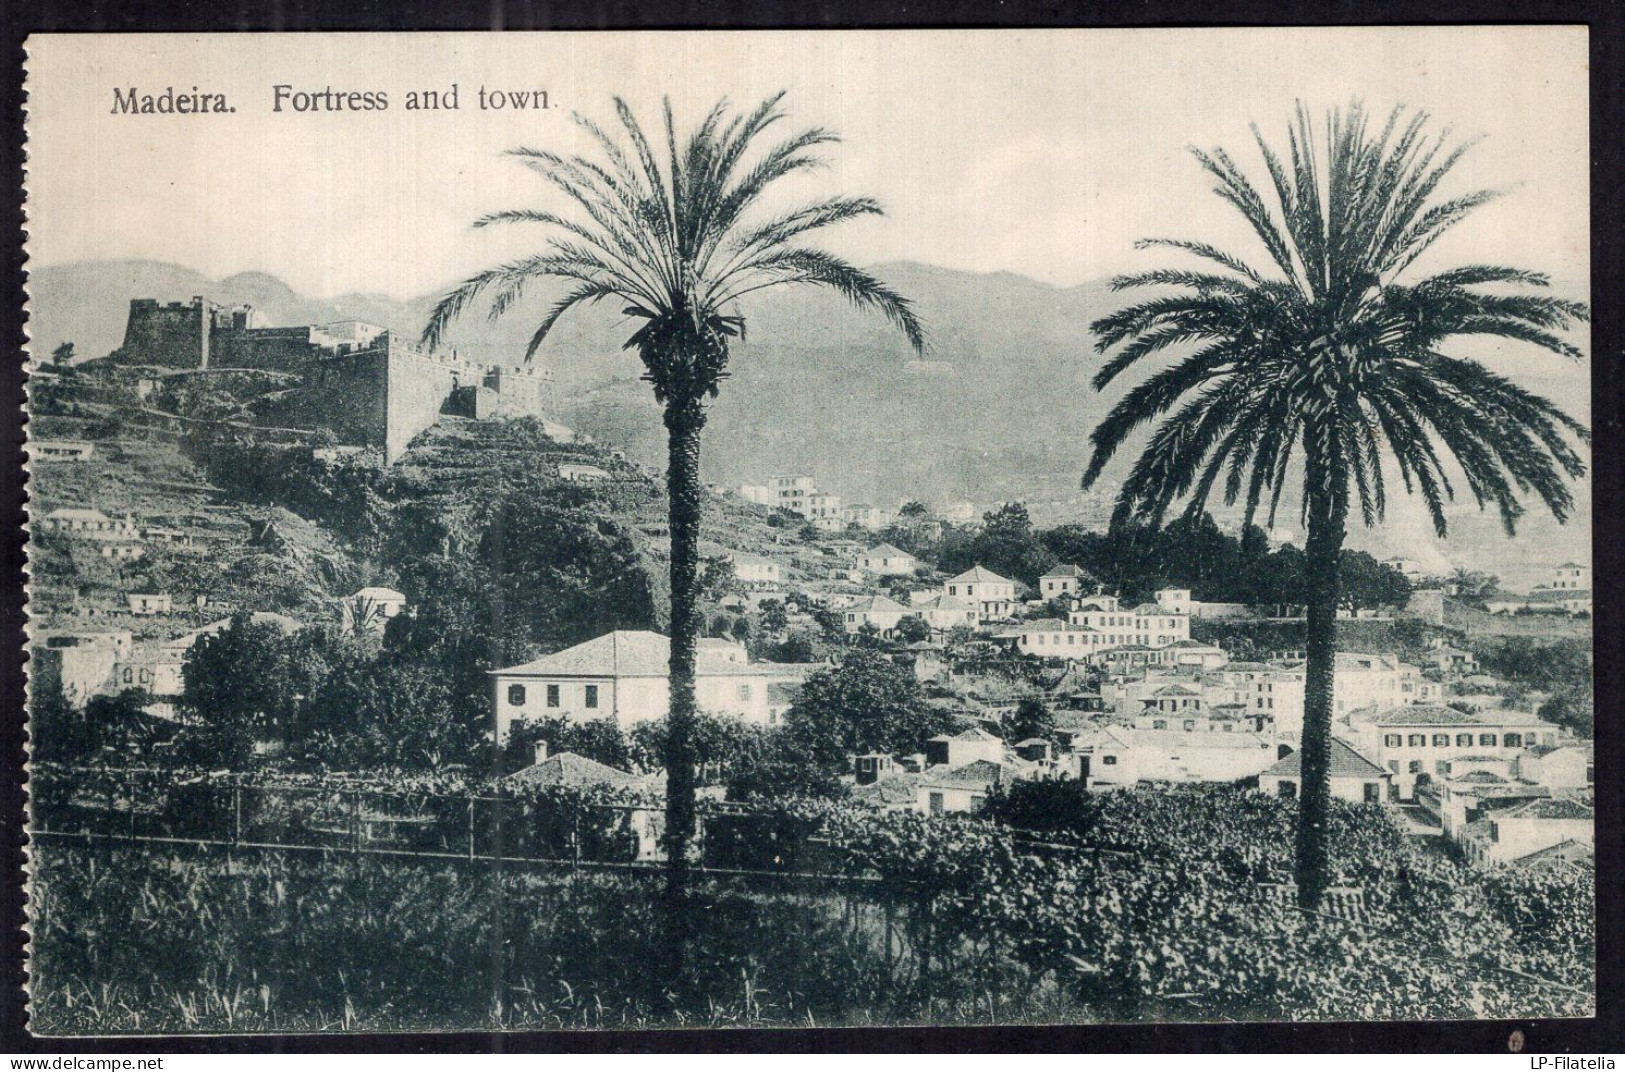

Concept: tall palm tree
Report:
left=1082, top=102, right=1588, bottom=910
left=422, top=94, right=924, bottom=896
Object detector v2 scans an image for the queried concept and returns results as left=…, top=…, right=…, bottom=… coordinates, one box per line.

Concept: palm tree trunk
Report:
left=1296, top=460, right=1347, bottom=912
left=662, top=394, right=705, bottom=894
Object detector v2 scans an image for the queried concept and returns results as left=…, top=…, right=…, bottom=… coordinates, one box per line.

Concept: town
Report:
left=31, top=315, right=1595, bottom=874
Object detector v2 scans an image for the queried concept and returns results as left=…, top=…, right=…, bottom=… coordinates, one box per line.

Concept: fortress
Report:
left=114, top=296, right=557, bottom=462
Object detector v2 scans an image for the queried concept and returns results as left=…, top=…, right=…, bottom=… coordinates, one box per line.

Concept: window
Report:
left=1479, top=733, right=1496, bottom=747
left=584, top=685, right=599, bottom=709
left=546, top=684, right=560, bottom=708
left=1408, top=734, right=1426, bottom=748
left=1456, top=733, right=1473, bottom=747
left=1182, top=720, right=1196, bottom=731
left=929, top=792, right=945, bottom=816
left=1503, top=733, right=1522, bottom=748
left=948, top=585, right=957, bottom=596
left=736, top=684, right=752, bottom=701
left=1152, top=719, right=1167, bottom=730
left=507, top=684, right=526, bottom=705
left=1408, top=760, right=1424, bottom=774
left=1384, top=734, right=1402, bottom=748
left=1435, top=761, right=1451, bottom=775
left=1102, top=754, right=1117, bottom=766
left=1432, top=734, right=1450, bottom=747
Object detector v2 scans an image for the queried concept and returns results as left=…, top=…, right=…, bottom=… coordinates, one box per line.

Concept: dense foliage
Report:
left=29, top=784, right=1591, bottom=1032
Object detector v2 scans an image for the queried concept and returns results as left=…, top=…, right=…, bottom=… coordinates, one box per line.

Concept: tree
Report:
left=758, top=598, right=789, bottom=634
left=421, top=94, right=923, bottom=904
left=1006, top=695, right=1057, bottom=743
left=898, top=501, right=930, bottom=520
left=1083, top=103, right=1588, bottom=909
left=50, top=341, right=74, bottom=367
left=892, top=615, right=932, bottom=644
left=783, top=649, right=948, bottom=765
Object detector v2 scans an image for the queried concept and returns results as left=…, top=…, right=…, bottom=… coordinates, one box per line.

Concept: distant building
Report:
left=924, top=727, right=1004, bottom=768
left=1348, top=704, right=1563, bottom=801
left=841, top=503, right=884, bottom=529
left=126, top=593, right=172, bottom=616
left=340, top=586, right=409, bottom=633
left=41, top=507, right=128, bottom=534
left=1076, top=727, right=1277, bottom=787
left=943, top=565, right=1018, bottom=623
left=1066, top=589, right=1192, bottom=650
left=1261, top=739, right=1391, bottom=805
left=491, top=630, right=816, bottom=737
left=557, top=463, right=611, bottom=483
left=1038, top=564, right=1090, bottom=600
left=859, top=543, right=918, bottom=577
left=32, top=440, right=95, bottom=463
left=728, top=553, right=783, bottom=587
left=1382, top=557, right=1427, bottom=580
left=843, top=595, right=911, bottom=634
left=1461, top=797, right=1594, bottom=867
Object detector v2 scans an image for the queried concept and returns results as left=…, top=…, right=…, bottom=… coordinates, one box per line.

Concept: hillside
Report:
left=28, top=258, right=1593, bottom=577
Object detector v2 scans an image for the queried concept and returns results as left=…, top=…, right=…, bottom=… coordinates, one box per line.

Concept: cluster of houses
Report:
left=1483, top=562, right=1593, bottom=617
left=491, top=540, right=1592, bottom=873
left=37, top=506, right=200, bottom=561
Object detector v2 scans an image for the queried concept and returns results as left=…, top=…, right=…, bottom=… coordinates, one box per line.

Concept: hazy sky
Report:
left=25, top=27, right=1589, bottom=300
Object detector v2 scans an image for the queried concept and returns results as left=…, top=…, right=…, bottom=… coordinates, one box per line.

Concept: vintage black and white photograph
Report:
left=20, top=27, right=1594, bottom=1034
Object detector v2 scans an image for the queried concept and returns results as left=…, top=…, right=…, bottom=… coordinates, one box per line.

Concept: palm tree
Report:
left=422, top=94, right=924, bottom=897
left=1082, top=102, right=1588, bottom=910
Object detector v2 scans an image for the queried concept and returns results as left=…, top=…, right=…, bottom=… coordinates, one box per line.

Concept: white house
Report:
left=557, top=463, right=611, bottom=482
left=859, top=543, right=918, bottom=577
left=491, top=630, right=815, bottom=738
left=842, top=503, right=885, bottom=529
left=943, top=565, right=1018, bottom=623
left=729, top=553, right=783, bottom=586
left=42, top=507, right=131, bottom=534
left=1066, top=590, right=1191, bottom=650
left=127, top=593, right=173, bottom=615
left=1462, top=797, right=1593, bottom=866
left=1347, top=703, right=1563, bottom=800
left=340, top=586, right=409, bottom=633
left=843, top=595, right=912, bottom=634
left=1517, top=742, right=1593, bottom=790
left=1260, top=738, right=1391, bottom=805
left=924, top=726, right=1005, bottom=768
left=33, top=440, right=95, bottom=463
left=1039, top=564, right=1090, bottom=600
left=910, top=593, right=978, bottom=632
left=999, top=617, right=1103, bottom=657
left=1077, top=727, right=1277, bottom=787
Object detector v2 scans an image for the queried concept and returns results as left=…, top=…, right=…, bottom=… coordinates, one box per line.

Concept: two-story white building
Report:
left=1038, top=564, right=1090, bottom=601
left=943, top=566, right=1018, bottom=623
left=1066, top=589, right=1192, bottom=650
left=1346, top=703, right=1563, bottom=800
left=491, top=630, right=816, bottom=738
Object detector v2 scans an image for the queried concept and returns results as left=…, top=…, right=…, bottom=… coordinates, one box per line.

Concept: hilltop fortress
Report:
left=113, top=296, right=556, bottom=462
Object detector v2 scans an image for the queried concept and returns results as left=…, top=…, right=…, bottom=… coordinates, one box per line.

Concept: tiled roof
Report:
left=1369, top=704, right=1487, bottom=727
left=1041, top=564, right=1088, bottom=579
left=1118, top=729, right=1272, bottom=750
left=863, top=543, right=913, bottom=559
left=851, top=595, right=910, bottom=614
left=350, top=586, right=406, bottom=602
left=1501, top=797, right=1594, bottom=821
left=1263, top=739, right=1389, bottom=779
left=852, top=773, right=922, bottom=806
left=946, top=565, right=1014, bottom=586
left=1511, top=838, right=1593, bottom=871
left=922, top=759, right=1016, bottom=790
left=505, top=752, right=637, bottom=789
left=495, top=630, right=778, bottom=678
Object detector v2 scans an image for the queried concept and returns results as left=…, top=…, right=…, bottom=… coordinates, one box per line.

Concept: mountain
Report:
left=27, top=258, right=1591, bottom=580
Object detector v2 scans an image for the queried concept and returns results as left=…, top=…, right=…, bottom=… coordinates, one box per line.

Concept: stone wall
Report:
left=384, top=339, right=461, bottom=462
left=117, top=298, right=209, bottom=368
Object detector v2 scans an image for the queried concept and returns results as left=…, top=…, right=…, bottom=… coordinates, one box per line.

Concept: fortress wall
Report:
left=210, top=327, right=322, bottom=373
left=294, top=349, right=392, bottom=451
left=384, top=340, right=461, bottom=462
left=118, top=298, right=209, bottom=367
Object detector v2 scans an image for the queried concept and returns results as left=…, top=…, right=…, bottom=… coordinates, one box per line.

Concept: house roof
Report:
left=1511, top=838, right=1593, bottom=871
left=954, top=727, right=1001, bottom=742
left=349, top=586, right=406, bottom=602
left=1367, top=704, right=1489, bottom=727
left=1041, top=564, right=1088, bottom=579
left=850, top=595, right=910, bottom=614
left=505, top=751, right=637, bottom=789
left=921, top=759, right=1017, bottom=790
left=1149, top=684, right=1202, bottom=697
left=1263, top=739, right=1389, bottom=779
left=863, top=543, right=913, bottom=559
left=1117, top=729, right=1273, bottom=750
left=852, top=772, right=922, bottom=806
left=946, top=565, right=1014, bottom=586
left=1523, top=588, right=1592, bottom=602
left=1501, top=797, right=1594, bottom=821
left=45, top=507, right=112, bottom=521
left=494, top=630, right=776, bottom=679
